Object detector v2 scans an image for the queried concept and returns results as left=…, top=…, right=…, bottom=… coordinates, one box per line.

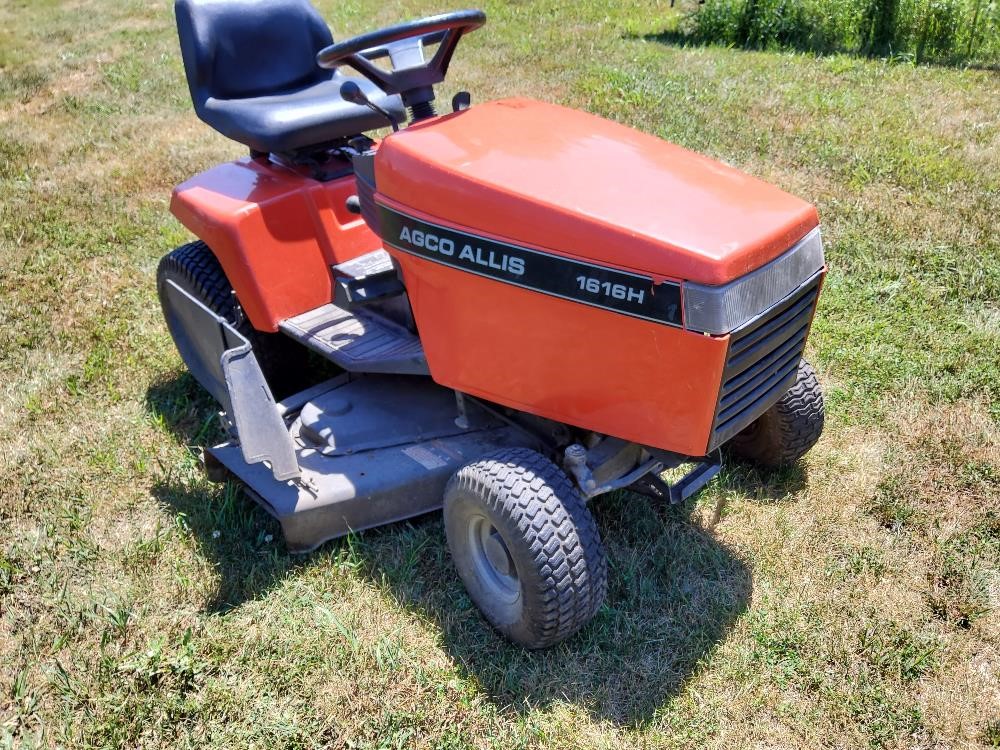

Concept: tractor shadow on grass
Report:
left=358, top=458, right=807, bottom=725
left=147, top=372, right=305, bottom=612
left=146, top=371, right=808, bottom=724
left=362, top=491, right=758, bottom=727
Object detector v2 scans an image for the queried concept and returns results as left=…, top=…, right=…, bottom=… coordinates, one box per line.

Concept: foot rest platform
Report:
left=280, top=303, right=428, bottom=375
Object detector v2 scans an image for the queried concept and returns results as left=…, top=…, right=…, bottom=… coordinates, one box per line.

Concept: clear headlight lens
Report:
left=684, top=227, right=824, bottom=335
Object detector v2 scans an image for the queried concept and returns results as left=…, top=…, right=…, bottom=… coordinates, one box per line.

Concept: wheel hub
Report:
left=468, top=515, right=519, bottom=603
left=483, top=529, right=514, bottom=577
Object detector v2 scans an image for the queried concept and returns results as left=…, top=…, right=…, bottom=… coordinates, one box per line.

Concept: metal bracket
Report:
left=629, top=452, right=723, bottom=505
left=454, top=391, right=470, bottom=429
left=563, top=441, right=723, bottom=503
left=564, top=443, right=664, bottom=500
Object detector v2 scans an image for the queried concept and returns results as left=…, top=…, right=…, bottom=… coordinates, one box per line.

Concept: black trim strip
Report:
left=377, top=204, right=683, bottom=327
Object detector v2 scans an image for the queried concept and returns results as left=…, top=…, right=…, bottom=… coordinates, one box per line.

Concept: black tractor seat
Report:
left=175, top=0, right=405, bottom=155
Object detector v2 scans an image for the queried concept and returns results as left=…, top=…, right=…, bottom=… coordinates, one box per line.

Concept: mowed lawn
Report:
left=1, top=0, right=998, bottom=747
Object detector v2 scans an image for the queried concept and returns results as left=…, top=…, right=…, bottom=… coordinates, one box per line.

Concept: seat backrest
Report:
left=175, top=0, right=333, bottom=104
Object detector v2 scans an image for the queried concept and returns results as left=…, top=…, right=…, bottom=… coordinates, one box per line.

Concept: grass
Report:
left=1, top=0, right=998, bottom=747
left=674, top=0, right=1000, bottom=66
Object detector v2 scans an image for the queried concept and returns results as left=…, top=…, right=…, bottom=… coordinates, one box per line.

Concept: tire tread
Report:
left=731, top=359, right=824, bottom=467
left=156, top=240, right=310, bottom=397
left=157, top=240, right=238, bottom=321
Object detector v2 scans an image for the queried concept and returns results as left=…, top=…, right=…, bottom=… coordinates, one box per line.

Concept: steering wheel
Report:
left=316, top=10, right=486, bottom=112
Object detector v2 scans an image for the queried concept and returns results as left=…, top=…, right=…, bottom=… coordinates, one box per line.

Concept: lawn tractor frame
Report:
left=159, top=0, right=825, bottom=648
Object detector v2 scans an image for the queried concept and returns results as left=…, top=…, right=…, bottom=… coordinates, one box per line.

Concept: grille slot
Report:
left=708, top=274, right=821, bottom=450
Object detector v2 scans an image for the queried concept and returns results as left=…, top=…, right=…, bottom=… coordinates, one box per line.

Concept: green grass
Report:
left=1, top=0, right=998, bottom=748
left=675, top=0, right=1000, bottom=66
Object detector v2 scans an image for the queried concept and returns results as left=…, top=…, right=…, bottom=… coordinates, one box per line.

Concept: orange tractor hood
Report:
left=374, top=98, right=819, bottom=285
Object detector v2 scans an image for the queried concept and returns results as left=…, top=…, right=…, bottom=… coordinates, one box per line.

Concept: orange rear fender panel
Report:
left=170, top=158, right=382, bottom=331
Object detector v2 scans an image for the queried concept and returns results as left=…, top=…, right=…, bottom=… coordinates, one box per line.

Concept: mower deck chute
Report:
left=161, top=278, right=300, bottom=480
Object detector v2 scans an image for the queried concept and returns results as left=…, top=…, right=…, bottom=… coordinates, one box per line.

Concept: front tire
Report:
left=730, top=359, right=824, bottom=468
left=443, top=448, right=607, bottom=649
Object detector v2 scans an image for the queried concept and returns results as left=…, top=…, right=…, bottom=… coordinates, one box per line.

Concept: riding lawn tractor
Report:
left=158, top=0, right=826, bottom=648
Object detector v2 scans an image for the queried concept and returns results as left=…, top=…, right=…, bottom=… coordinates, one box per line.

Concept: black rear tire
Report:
left=443, top=448, right=607, bottom=649
left=729, top=359, right=824, bottom=468
left=156, top=240, right=310, bottom=400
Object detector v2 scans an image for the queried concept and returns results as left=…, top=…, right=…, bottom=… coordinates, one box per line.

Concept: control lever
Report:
left=339, top=80, right=400, bottom=132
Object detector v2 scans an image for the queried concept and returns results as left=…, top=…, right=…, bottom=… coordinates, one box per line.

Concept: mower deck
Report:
left=209, top=374, right=537, bottom=552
